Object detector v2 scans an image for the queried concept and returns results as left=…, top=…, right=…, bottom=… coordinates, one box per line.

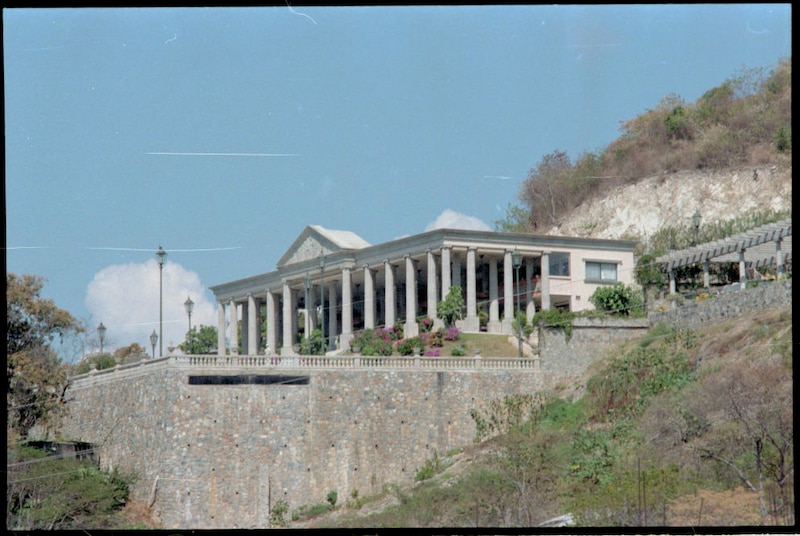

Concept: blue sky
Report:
left=4, top=5, right=791, bottom=358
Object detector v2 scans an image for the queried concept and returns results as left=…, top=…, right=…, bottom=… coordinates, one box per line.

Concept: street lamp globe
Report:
left=149, top=330, right=158, bottom=359
left=184, top=295, right=194, bottom=330
left=511, top=249, right=522, bottom=270
left=692, top=209, right=702, bottom=245
left=97, top=322, right=107, bottom=355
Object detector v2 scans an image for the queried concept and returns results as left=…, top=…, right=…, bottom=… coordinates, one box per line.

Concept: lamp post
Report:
left=319, top=254, right=326, bottom=351
left=692, top=209, right=702, bottom=246
left=156, top=246, right=167, bottom=358
left=511, top=249, right=523, bottom=358
left=150, top=330, right=158, bottom=360
left=97, top=322, right=107, bottom=356
left=184, top=295, right=194, bottom=333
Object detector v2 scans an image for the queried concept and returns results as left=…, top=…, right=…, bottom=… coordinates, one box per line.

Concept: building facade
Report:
left=209, top=226, right=637, bottom=355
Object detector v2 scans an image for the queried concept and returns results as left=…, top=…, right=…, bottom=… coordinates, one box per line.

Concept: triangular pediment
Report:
left=277, top=225, right=370, bottom=268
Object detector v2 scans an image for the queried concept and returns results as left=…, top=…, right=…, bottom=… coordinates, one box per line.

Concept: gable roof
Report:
left=276, top=225, right=371, bottom=268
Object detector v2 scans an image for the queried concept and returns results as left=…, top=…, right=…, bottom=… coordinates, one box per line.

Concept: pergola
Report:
left=655, top=218, right=792, bottom=293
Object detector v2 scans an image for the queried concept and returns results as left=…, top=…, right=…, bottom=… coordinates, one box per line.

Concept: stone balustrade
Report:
left=72, top=354, right=540, bottom=384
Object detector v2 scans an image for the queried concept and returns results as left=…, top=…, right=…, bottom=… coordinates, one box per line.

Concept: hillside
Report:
left=291, top=302, right=793, bottom=528
left=546, top=165, right=792, bottom=242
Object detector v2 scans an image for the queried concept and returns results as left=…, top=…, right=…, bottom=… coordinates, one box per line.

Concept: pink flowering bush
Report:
left=444, top=326, right=460, bottom=341
left=423, top=348, right=441, bottom=357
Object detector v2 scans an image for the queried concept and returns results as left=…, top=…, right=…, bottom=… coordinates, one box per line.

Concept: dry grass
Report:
left=119, top=499, right=162, bottom=529
left=667, top=487, right=763, bottom=526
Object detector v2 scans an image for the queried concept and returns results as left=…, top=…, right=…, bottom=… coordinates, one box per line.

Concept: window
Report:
left=585, top=261, right=618, bottom=283
left=549, top=253, right=570, bottom=277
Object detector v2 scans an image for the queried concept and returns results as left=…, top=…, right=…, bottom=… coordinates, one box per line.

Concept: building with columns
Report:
left=209, top=225, right=637, bottom=356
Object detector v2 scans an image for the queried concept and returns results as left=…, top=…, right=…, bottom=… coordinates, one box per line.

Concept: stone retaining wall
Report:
left=648, top=279, right=792, bottom=329
left=538, top=317, right=651, bottom=387
left=58, top=363, right=543, bottom=529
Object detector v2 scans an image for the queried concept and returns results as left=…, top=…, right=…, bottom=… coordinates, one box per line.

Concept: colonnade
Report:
left=667, top=237, right=787, bottom=294
left=216, top=247, right=553, bottom=356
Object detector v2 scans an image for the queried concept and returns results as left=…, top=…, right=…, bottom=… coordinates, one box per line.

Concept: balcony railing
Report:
left=173, top=354, right=539, bottom=371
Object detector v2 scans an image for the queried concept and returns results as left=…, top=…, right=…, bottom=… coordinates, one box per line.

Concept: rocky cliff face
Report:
left=547, top=165, right=792, bottom=242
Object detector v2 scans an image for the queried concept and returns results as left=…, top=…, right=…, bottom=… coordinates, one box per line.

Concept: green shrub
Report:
left=74, top=353, right=118, bottom=374
left=586, top=331, right=696, bottom=419
left=300, top=329, right=325, bottom=355
left=326, top=489, right=338, bottom=507
left=6, top=444, right=131, bottom=530
left=397, top=337, right=423, bottom=356
left=569, top=429, right=616, bottom=486
left=589, top=283, right=643, bottom=316
left=415, top=450, right=447, bottom=481
left=774, top=125, right=792, bottom=152
left=511, top=312, right=534, bottom=338
left=533, top=308, right=575, bottom=340
left=437, top=286, right=465, bottom=326
left=350, top=329, right=393, bottom=356
left=428, top=329, right=444, bottom=347
left=269, top=499, right=289, bottom=527
left=450, top=344, right=466, bottom=357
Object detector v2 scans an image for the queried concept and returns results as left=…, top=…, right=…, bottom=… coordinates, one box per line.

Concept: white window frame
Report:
left=584, top=260, right=619, bottom=284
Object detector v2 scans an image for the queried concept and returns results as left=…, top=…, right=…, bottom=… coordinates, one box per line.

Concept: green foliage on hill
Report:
left=500, top=57, right=791, bottom=232
left=313, top=306, right=793, bottom=528
left=6, top=445, right=132, bottom=530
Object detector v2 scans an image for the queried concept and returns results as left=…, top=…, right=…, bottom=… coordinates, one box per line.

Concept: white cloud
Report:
left=85, top=259, right=218, bottom=354
left=425, top=209, right=492, bottom=232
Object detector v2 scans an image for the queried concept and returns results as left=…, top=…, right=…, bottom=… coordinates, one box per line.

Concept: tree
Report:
left=178, top=324, right=219, bottom=354
left=437, top=286, right=465, bottom=327
left=494, top=203, right=532, bottom=233
left=691, top=358, right=793, bottom=523
left=73, top=354, right=117, bottom=375
left=7, top=273, right=82, bottom=438
left=519, top=150, right=573, bottom=229
left=112, top=343, right=148, bottom=364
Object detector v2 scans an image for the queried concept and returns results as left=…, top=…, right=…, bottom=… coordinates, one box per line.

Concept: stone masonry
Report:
left=55, top=280, right=790, bottom=529
left=58, top=360, right=544, bottom=529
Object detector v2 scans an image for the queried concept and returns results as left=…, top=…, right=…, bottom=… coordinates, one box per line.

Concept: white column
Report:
left=525, top=257, right=536, bottom=322
left=341, top=267, right=353, bottom=348
left=502, top=250, right=514, bottom=333
left=364, top=265, right=375, bottom=329
left=384, top=260, right=396, bottom=328
left=441, top=246, right=451, bottom=300
left=452, top=253, right=462, bottom=290
left=248, top=293, right=258, bottom=355
left=427, top=249, right=439, bottom=326
left=217, top=301, right=226, bottom=356
left=464, top=247, right=479, bottom=331
left=541, top=252, right=551, bottom=311
left=228, top=299, right=239, bottom=355
left=668, top=269, right=676, bottom=295
left=488, top=257, right=501, bottom=333
left=739, top=250, right=747, bottom=291
left=265, top=290, right=277, bottom=355
left=281, top=281, right=295, bottom=356
left=240, top=301, right=249, bottom=355
left=307, top=284, right=316, bottom=334
left=703, top=260, right=710, bottom=289
left=404, top=255, right=418, bottom=338
left=328, top=281, right=338, bottom=350
left=776, top=238, right=784, bottom=277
